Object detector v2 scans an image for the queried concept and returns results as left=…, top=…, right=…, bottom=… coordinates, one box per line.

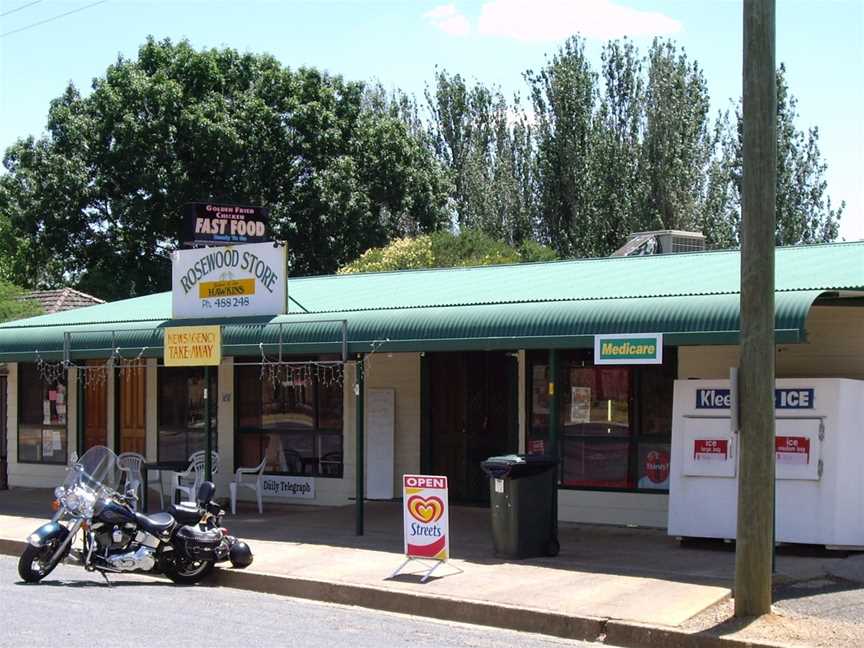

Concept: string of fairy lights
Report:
left=32, top=337, right=391, bottom=390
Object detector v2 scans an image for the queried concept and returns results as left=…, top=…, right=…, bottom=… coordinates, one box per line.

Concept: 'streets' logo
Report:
left=407, top=495, right=444, bottom=523
left=645, top=450, right=670, bottom=484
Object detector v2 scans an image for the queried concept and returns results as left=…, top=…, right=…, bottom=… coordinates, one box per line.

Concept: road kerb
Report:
left=0, top=538, right=787, bottom=648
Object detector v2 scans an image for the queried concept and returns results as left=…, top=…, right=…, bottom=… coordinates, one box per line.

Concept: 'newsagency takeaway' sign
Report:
left=594, top=333, right=663, bottom=365
left=171, top=241, right=287, bottom=319
left=182, top=203, right=270, bottom=247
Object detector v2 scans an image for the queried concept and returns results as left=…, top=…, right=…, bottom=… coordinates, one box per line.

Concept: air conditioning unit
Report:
left=612, top=230, right=706, bottom=257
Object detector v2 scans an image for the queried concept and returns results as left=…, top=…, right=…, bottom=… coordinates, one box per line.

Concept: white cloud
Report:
left=477, top=0, right=681, bottom=41
left=423, top=3, right=472, bottom=37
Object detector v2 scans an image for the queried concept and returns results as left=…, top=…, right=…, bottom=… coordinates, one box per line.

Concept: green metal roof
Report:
left=1, top=241, right=862, bottom=359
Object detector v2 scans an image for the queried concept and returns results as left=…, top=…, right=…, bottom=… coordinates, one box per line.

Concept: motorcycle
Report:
left=18, top=445, right=252, bottom=584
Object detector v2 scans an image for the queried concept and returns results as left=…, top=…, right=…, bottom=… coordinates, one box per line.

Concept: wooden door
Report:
left=429, top=353, right=468, bottom=500
left=83, top=361, right=108, bottom=451
left=428, top=352, right=518, bottom=503
left=118, top=365, right=146, bottom=455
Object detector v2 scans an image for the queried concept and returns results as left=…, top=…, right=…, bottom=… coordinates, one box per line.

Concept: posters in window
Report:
left=569, top=387, right=591, bottom=424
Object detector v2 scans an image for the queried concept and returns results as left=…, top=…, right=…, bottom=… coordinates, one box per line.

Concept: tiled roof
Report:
left=24, top=288, right=105, bottom=315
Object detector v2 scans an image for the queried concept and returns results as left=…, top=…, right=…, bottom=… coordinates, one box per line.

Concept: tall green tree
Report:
left=640, top=39, right=712, bottom=233
left=703, top=64, right=843, bottom=246
left=0, top=38, right=450, bottom=300
left=526, top=36, right=599, bottom=257
left=426, top=70, right=535, bottom=244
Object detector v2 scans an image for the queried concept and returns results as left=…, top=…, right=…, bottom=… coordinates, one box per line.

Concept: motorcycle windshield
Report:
left=62, top=446, right=121, bottom=496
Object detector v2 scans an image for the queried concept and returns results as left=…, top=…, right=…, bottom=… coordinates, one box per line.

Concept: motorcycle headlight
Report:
left=53, top=486, right=65, bottom=499
left=63, top=491, right=81, bottom=514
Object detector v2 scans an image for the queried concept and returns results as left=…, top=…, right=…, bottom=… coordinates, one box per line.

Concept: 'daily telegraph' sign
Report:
left=182, top=203, right=270, bottom=247
left=594, top=333, right=663, bottom=365
left=171, top=242, right=287, bottom=319
left=402, top=475, right=449, bottom=561
left=164, top=325, right=222, bottom=366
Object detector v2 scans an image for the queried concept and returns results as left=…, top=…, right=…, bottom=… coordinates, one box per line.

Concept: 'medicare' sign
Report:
left=594, top=333, right=663, bottom=365
left=402, top=475, right=449, bottom=561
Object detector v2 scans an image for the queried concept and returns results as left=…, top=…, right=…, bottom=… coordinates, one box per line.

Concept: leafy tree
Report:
left=426, top=70, right=535, bottom=245
left=640, top=40, right=711, bottom=233
left=526, top=36, right=599, bottom=257
left=0, top=280, right=42, bottom=322
left=703, top=64, right=843, bottom=246
left=337, top=229, right=556, bottom=274
left=0, top=38, right=450, bottom=300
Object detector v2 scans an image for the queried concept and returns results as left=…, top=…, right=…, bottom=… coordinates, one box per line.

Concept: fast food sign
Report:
left=402, top=475, right=449, bottom=561
left=182, top=203, right=270, bottom=247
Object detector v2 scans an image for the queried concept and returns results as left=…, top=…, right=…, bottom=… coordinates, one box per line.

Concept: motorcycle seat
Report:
left=134, top=511, right=176, bottom=536
left=166, top=503, right=203, bottom=526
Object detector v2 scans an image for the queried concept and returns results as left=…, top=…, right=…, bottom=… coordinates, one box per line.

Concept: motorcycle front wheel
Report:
left=163, top=556, right=214, bottom=585
left=18, top=541, right=66, bottom=583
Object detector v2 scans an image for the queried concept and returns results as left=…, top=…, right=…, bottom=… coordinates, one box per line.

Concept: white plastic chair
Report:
left=117, top=452, right=145, bottom=511
left=229, top=458, right=267, bottom=515
left=172, top=451, right=219, bottom=504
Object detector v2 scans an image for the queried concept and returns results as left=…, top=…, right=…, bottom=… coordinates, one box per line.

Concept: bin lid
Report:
left=481, top=454, right=557, bottom=479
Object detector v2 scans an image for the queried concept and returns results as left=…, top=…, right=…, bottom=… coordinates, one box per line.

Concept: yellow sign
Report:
left=164, top=325, right=222, bottom=366
left=198, top=278, right=255, bottom=299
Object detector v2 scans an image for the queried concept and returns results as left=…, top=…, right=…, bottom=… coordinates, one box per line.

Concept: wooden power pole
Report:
left=735, top=0, right=777, bottom=618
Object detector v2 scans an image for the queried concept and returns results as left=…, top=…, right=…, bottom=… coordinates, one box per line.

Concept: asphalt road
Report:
left=0, top=555, right=597, bottom=648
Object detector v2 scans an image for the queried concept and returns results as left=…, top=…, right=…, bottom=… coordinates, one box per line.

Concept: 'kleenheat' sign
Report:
left=171, top=242, right=287, bottom=319
left=402, top=475, right=449, bottom=561
left=594, top=333, right=663, bottom=365
left=164, top=325, right=222, bottom=366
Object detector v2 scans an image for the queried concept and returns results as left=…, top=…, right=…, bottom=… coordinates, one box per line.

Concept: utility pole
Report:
left=735, top=0, right=776, bottom=618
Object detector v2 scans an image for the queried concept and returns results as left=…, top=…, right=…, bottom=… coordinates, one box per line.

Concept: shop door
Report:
left=428, top=352, right=518, bottom=503
left=117, top=365, right=146, bottom=455
left=83, top=361, right=108, bottom=451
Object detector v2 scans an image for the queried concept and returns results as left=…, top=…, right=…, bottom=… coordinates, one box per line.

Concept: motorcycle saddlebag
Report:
left=174, top=525, right=221, bottom=561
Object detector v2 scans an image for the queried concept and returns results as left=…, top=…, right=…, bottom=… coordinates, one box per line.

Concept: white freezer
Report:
left=668, top=378, right=864, bottom=548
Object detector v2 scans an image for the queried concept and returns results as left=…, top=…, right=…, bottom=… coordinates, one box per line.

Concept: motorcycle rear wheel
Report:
left=163, top=556, right=215, bottom=585
left=18, top=541, right=65, bottom=583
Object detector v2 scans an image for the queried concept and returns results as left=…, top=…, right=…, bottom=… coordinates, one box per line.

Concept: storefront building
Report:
left=1, top=241, right=862, bottom=530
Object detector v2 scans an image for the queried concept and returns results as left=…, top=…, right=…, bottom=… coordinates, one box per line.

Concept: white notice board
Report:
left=366, top=388, right=396, bottom=499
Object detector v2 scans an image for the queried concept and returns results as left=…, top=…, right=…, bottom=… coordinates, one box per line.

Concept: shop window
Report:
left=157, top=367, right=217, bottom=462
left=235, top=358, right=343, bottom=478
left=18, top=363, right=67, bottom=464
left=526, top=348, right=675, bottom=492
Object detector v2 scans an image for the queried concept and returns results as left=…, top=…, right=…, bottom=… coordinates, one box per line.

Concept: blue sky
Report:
left=1, top=0, right=862, bottom=239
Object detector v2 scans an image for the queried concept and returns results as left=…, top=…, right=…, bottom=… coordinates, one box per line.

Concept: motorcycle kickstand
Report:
left=98, top=571, right=113, bottom=587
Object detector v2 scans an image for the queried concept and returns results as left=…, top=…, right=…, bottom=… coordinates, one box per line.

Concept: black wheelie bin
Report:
left=480, top=454, right=559, bottom=559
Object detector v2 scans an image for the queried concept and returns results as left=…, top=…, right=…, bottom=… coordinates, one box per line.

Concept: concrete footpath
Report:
left=2, top=489, right=861, bottom=648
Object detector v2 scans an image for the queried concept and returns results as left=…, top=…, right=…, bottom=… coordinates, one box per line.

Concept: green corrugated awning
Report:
left=0, top=241, right=861, bottom=360
left=0, top=290, right=836, bottom=360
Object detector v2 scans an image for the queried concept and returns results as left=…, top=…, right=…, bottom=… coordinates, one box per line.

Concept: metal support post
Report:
left=355, top=355, right=365, bottom=536
left=204, top=365, right=212, bottom=482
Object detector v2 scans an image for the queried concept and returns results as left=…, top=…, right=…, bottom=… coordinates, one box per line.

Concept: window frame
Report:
left=17, top=363, right=68, bottom=466
left=525, top=348, right=676, bottom=494
left=233, top=357, right=344, bottom=479
left=156, top=365, right=218, bottom=463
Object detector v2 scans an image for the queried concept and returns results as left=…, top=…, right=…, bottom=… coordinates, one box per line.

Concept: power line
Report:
left=0, top=0, right=107, bottom=38
left=0, top=0, right=43, bottom=18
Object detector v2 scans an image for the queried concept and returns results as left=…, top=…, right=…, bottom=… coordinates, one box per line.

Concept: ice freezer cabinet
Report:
left=668, top=378, right=864, bottom=549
